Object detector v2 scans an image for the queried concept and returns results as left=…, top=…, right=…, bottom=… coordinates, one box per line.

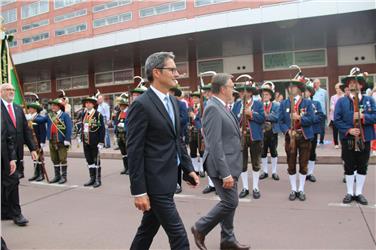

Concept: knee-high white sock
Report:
left=298, top=173, right=306, bottom=192
left=271, top=157, right=278, bottom=174
left=192, top=158, right=199, bottom=172
left=252, top=170, right=260, bottom=191
left=240, top=171, right=249, bottom=190
left=355, top=174, right=366, bottom=196
left=208, top=176, right=214, bottom=187
left=289, top=174, right=297, bottom=192
left=345, top=175, right=355, bottom=195
left=197, top=157, right=204, bottom=172
left=308, top=160, right=315, bottom=175
left=261, top=157, right=268, bottom=174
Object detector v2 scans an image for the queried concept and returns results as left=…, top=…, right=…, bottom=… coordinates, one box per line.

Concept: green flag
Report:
left=1, top=31, right=24, bottom=105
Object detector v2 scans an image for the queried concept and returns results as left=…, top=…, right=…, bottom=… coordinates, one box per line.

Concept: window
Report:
left=197, top=59, right=223, bottom=74
left=176, top=62, right=189, bottom=78
left=0, top=0, right=16, bottom=7
left=194, top=0, right=230, bottom=7
left=22, top=32, right=49, bottom=45
left=93, top=12, right=132, bottom=28
left=93, top=0, right=132, bottom=13
left=95, top=69, right=134, bottom=86
left=5, top=28, right=17, bottom=35
left=22, top=0, right=49, bottom=19
left=54, top=9, right=87, bottom=22
left=263, top=49, right=327, bottom=70
left=56, top=75, right=88, bottom=90
left=9, top=40, right=17, bottom=48
left=139, top=0, right=185, bottom=18
left=22, top=19, right=49, bottom=32
left=1, top=8, right=17, bottom=24
left=55, top=23, right=87, bottom=36
left=54, top=0, right=84, bottom=9
left=24, top=80, right=51, bottom=93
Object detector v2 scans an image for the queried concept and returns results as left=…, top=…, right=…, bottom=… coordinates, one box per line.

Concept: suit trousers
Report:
left=1, top=177, right=21, bottom=218
left=130, top=193, right=189, bottom=250
left=195, top=177, right=239, bottom=243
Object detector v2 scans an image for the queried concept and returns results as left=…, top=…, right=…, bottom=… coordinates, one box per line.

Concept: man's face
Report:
left=289, top=85, right=299, bottom=96
left=222, top=79, right=234, bottom=103
left=313, top=79, right=320, bottom=89
left=348, top=79, right=361, bottom=91
left=262, top=91, right=271, bottom=102
left=119, top=104, right=127, bottom=111
left=193, top=96, right=200, bottom=104
left=28, top=107, right=37, bottom=114
left=153, top=58, right=179, bottom=89
left=1, top=85, right=15, bottom=102
left=85, top=101, right=94, bottom=110
left=132, top=93, right=141, bottom=100
left=51, top=104, right=60, bottom=113
left=238, top=90, right=245, bottom=98
left=304, top=90, right=312, bottom=98
left=97, top=96, right=103, bottom=104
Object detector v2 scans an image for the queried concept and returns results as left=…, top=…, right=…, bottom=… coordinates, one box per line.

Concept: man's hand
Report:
left=134, top=195, right=151, bottom=212
left=189, top=112, right=195, bottom=119
left=223, top=176, right=234, bottom=189
left=97, top=143, right=104, bottom=150
left=117, top=123, right=124, bottom=128
left=31, top=151, right=38, bottom=161
left=349, top=128, right=360, bottom=136
left=245, top=110, right=252, bottom=118
left=187, top=171, right=200, bottom=187
left=64, top=141, right=71, bottom=147
left=9, top=160, right=16, bottom=176
left=353, top=112, right=364, bottom=120
left=292, top=112, right=301, bottom=120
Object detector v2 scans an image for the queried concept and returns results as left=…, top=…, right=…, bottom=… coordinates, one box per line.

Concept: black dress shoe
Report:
left=252, top=189, right=261, bottom=199
left=220, top=240, right=250, bottom=250
left=191, top=226, right=207, bottom=250
left=202, top=186, right=215, bottom=194
left=18, top=172, right=25, bottom=179
left=272, top=173, right=280, bottom=181
left=355, top=194, right=368, bottom=205
left=306, top=175, right=317, bottom=182
left=13, top=214, right=29, bottom=226
left=259, top=172, right=268, bottom=180
left=175, top=184, right=182, bottom=194
left=297, top=191, right=306, bottom=201
left=239, top=188, right=249, bottom=198
left=342, top=194, right=354, bottom=204
left=289, top=191, right=297, bottom=201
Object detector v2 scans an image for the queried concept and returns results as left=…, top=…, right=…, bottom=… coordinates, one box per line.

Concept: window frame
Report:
left=94, top=68, right=135, bottom=87
left=21, top=0, right=49, bottom=20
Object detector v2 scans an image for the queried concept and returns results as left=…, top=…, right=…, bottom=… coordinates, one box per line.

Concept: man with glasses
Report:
left=127, top=52, right=199, bottom=250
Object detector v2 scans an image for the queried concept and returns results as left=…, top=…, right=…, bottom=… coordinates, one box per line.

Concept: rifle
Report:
left=287, top=65, right=302, bottom=154
left=353, top=86, right=365, bottom=152
left=198, top=71, right=217, bottom=154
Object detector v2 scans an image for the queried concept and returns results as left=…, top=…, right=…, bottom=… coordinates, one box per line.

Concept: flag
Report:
left=1, top=30, right=24, bottom=106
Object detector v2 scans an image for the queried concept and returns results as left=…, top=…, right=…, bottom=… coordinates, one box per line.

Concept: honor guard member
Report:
left=334, top=67, right=376, bottom=205
left=81, top=93, right=105, bottom=188
left=188, top=91, right=205, bottom=177
left=305, top=83, right=325, bottom=183
left=259, top=81, right=281, bottom=181
left=46, top=98, right=73, bottom=184
left=236, top=75, right=265, bottom=199
left=131, top=76, right=148, bottom=102
left=26, top=99, right=46, bottom=182
left=114, top=94, right=129, bottom=175
left=278, top=66, right=314, bottom=201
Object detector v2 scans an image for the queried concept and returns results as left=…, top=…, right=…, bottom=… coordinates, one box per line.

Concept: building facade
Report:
left=2, top=0, right=376, bottom=113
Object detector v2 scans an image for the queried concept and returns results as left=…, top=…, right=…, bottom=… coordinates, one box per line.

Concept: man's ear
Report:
left=153, top=68, right=160, bottom=80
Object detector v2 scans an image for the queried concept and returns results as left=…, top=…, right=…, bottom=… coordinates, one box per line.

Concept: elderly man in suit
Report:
left=127, top=52, right=199, bottom=250
left=191, top=74, right=250, bottom=250
left=1, top=83, right=37, bottom=226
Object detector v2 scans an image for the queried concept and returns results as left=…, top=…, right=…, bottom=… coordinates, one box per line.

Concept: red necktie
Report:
left=7, top=103, right=16, bottom=127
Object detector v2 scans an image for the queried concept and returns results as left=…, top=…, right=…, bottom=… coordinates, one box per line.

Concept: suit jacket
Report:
left=264, top=101, right=281, bottom=134
left=32, top=114, right=47, bottom=145
left=247, top=100, right=265, bottom=141
left=1, top=120, right=18, bottom=185
left=80, top=110, right=105, bottom=146
left=334, top=95, right=376, bottom=142
left=178, top=100, right=189, bottom=138
left=127, top=88, right=194, bottom=196
left=1, top=101, right=36, bottom=159
left=37, top=111, right=72, bottom=142
left=278, top=97, right=314, bottom=140
left=202, top=97, right=242, bottom=179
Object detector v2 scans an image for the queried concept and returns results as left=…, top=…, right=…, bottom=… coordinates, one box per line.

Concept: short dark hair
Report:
left=211, top=73, right=232, bottom=94
left=145, top=52, right=175, bottom=82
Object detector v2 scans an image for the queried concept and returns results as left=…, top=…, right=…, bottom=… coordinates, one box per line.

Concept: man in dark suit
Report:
left=191, top=74, right=250, bottom=250
left=127, top=52, right=199, bottom=250
left=1, top=83, right=37, bottom=226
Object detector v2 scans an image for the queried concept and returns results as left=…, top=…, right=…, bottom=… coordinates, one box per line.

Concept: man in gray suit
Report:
left=191, top=74, right=250, bottom=250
